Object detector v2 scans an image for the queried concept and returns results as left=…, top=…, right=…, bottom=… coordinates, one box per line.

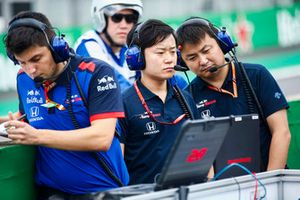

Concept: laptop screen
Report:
left=214, top=114, right=261, bottom=179
left=155, top=116, right=231, bottom=190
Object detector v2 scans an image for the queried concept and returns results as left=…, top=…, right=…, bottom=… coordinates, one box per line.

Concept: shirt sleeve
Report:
left=88, top=63, right=125, bottom=121
left=256, top=65, right=289, bottom=117
left=116, top=118, right=128, bottom=144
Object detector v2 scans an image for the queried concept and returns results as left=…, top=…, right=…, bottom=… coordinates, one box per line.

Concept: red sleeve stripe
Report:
left=79, top=62, right=96, bottom=72
left=90, top=112, right=125, bottom=121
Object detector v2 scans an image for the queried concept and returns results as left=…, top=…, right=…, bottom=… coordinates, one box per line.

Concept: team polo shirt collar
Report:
left=136, top=79, right=175, bottom=101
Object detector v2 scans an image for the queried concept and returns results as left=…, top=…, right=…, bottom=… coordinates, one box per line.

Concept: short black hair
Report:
left=127, top=19, right=176, bottom=54
left=4, top=11, right=56, bottom=56
left=176, top=17, right=219, bottom=48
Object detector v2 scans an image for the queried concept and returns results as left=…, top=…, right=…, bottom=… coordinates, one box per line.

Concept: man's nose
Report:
left=199, top=54, right=208, bottom=65
left=165, top=52, right=176, bottom=63
left=23, top=63, right=37, bottom=74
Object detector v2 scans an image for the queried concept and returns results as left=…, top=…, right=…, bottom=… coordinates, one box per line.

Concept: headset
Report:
left=176, top=17, right=236, bottom=71
left=7, top=18, right=70, bottom=65
left=177, top=17, right=235, bottom=54
left=126, top=22, right=181, bottom=71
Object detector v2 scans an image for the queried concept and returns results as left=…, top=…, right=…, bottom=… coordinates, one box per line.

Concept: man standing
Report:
left=176, top=17, right=291, bottom=171
left=118, top=19, right=213, bottom=184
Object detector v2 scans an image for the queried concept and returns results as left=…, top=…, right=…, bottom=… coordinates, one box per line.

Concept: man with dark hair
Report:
left=176, top=17, right=291, bottom=172
left=2, top=11, right=129, bottom=199
left=118, top=19, right=213, bottom=184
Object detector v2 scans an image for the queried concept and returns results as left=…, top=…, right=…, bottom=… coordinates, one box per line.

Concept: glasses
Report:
left=111, top=13, right=138, bottom=24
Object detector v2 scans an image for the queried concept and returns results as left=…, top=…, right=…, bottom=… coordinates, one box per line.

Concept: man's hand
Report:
left=4, top=120, right=39, bottom=145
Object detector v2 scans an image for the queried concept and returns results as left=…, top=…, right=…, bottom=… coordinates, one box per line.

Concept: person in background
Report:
left=118, top=19, right=213, bottom=184
left=74, top=0, right=187, bottom=91
left=3, top=11, right=128, bottom=199
left=176, top=17, right=291, bottom=172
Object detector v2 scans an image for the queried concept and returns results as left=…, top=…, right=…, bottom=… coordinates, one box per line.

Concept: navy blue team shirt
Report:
left=188, top=62, right=289, bottom=170
left=17, top=54, right=129, bottom=194
left=118, top=79, right=199, bottom=184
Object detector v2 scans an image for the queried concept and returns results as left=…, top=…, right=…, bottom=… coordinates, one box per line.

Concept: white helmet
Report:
left=91, top=0, right=143, bottom=32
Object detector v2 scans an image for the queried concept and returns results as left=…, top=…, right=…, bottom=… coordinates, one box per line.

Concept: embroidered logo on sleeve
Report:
left=274, top=92, right=282, bottom=99
left=97, top=75, right=117, bottom=92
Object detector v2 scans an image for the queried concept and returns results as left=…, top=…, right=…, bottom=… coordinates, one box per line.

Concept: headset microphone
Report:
left=174, top=65, right=189, bottom=72
left=208, top=62, right=230, bottom=73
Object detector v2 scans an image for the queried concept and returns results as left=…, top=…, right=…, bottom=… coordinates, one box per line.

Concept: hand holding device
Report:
left=0, top=114, right=26, bottom=137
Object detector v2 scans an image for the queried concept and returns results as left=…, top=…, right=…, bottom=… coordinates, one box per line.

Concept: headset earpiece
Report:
left=51, top=35, right=70, bottom=63
left=126, top=22, right=145, bottom=71
left=126, top=45, right=144, bottom=71
left=216, top=26, right=235, bottom=54
left=7, top=18, right=70, bottom=64
left=175, top=47, right=189, bottom=71
left=177, top=17, right=236, bottom=55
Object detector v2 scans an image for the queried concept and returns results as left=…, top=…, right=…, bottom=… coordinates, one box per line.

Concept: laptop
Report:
left=154, top=116, right=231, bottom=190
left=101, top=116, right=232, bottom=198
left=214, top=114, right=261, bottom=179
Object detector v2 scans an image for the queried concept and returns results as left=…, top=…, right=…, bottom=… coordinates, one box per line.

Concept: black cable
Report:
left=183, top=71, right=191, bottom=85
left=92, top=153, right=124, bottom=187
left=173, top=84, right=195, bottom=120
left=183, top=71, right=194, bottom=99
left=238, top=63, right=257, bottom=114
left=66, top=73, right=124, bottom=187
left=236, top=59, right=267, bottom=124
left=72, top=71, right=88, bottom=108
left=66, top=81, right=80, bottom=129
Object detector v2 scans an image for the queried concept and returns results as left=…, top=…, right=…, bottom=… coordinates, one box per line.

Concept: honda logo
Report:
left=201, top=109, right=211, bottom=119
left=30, top=106, right=39, bottom=117
left=146, top=122, right=156, bottom=131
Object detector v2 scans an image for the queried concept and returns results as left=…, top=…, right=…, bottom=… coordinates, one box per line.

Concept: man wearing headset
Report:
left=74, top=0, right=187, bottom=91
left=176, top=17, right=291, bottom=172
left=3, top=11, right=128, bottom=199
left=117, top=19, right=213, bottom=185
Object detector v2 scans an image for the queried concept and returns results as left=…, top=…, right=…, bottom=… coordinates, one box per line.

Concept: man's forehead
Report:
left=14, top=45, right=48, bottom=61
left=181, top=42, right=202, bottom=54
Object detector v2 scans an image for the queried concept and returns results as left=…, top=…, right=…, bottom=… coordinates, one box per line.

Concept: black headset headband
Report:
left=180, top=18, right=211, bottom=28
left=8, top=18, right=48, bottom=32
left=128, top=22, right=144, bottom=48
